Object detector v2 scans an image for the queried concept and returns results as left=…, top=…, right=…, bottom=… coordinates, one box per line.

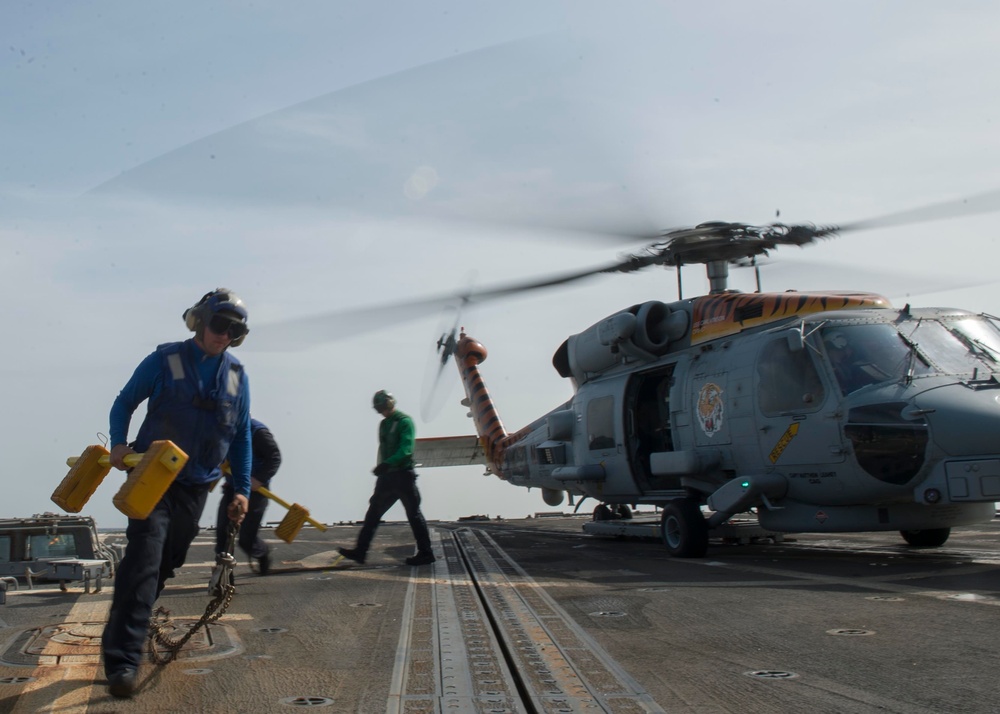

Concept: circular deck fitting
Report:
left=745, top=670, right=799, bottom=680
left=827, top=629, right=875, bottom=636
left=244, top=654, right=273, bottom=660
left=588, top=610, right=627, bottom=618
left=182, top=668, right=213, bottom=676
left=866, top=595, right=905, bottom=602
left=279, top=696, right=335, bottom=707
left=257, top=627, right=288, bottom=634
left=0, top=677, right=35, bottom=685
left=2, top=620, right=239, bottom=666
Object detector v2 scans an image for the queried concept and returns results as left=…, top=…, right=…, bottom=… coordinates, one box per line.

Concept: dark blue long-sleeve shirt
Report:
left=110, top=339, right=251, bottom=497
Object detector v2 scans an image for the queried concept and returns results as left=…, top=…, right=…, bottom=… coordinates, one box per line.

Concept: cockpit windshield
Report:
left=948, top=317, right=1000, bottom=365
left=821, top=324, right=931, bottom=394
left=820, top=316, right=1000, bottom=394
left=899, top=318, right=997, bottom=375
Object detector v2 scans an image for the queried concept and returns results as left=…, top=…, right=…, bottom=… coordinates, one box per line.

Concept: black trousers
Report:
left=101, top=480, right=210, bottom=675
left=354, top=470, right=432, bottom=556
left=215, top=483, right=269, bottom=559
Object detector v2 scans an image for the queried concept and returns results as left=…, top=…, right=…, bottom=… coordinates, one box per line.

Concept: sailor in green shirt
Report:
left=339, top=390, right=435, bottom=566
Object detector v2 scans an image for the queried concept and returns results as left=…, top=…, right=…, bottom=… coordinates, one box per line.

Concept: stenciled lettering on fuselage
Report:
left=696, top=382, right=724, bottom=437
left=788, top=471, right=837, bottom=485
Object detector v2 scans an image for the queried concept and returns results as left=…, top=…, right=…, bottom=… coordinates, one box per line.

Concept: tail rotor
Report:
left=420, top=305, right=464, bottom=422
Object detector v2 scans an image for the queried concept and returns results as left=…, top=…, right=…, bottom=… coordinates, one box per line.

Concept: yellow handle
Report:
left=256, top=485, right=291, bottom=509
left=66, top=453, right=143, bottom=468
left=257, top=486, right=327, bottom=531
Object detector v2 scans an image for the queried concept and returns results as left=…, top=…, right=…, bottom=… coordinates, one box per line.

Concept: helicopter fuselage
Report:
left=444, top=290, right=1000, bottom=553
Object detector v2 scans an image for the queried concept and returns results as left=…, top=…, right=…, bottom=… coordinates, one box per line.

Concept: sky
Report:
left=3, top=1, right=1000, bottom=531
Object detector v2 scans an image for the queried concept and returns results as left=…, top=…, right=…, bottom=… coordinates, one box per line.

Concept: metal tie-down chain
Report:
left=148, top=521, right=239, bottom=665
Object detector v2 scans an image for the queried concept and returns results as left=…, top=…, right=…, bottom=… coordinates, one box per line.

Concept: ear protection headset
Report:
left=182, top=288, right=250, bottom=347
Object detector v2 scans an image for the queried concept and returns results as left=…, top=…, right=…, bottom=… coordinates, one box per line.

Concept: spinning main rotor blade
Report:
left=251, top=188, right=1000, bottom=351
left=832, top=189, right=1000, bottom=233
left=88, top=38, right=666, bottom=238
left=249, top=259, right=633, bottom=351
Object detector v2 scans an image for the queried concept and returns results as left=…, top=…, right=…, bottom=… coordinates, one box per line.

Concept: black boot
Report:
left=405, top=551, right=435, bottom=566
left=338, top=547, right=366, bottom=564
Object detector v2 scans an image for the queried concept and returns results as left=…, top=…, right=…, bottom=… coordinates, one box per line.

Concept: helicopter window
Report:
left=947, top=317, right=1000, bottom=366
left=820, top=324, right=931, bottom=394
left=757, top=338, right=825, bottom=415
left=844, top=403, right=928, bottom=485
left=507, top=446, right=529, bottom=477
left=900, top=319, right=995, bottom=375
left=588, top=396, right=616, bottom=450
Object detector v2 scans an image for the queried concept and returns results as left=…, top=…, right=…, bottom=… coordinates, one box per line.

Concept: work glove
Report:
left=372, top=462, right=390, bottom=477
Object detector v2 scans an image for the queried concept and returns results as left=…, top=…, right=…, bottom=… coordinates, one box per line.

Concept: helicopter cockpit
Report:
left=818, top=314, right=1000, bottom=395
left=821, top=324, right=928, bottom=394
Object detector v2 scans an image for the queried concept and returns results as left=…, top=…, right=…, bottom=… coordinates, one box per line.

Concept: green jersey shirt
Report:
left=377, top=410, right=415, bottom=470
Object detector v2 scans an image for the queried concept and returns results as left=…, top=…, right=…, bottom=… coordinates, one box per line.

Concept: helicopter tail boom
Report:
left=455, top=334, right=519, bottom=476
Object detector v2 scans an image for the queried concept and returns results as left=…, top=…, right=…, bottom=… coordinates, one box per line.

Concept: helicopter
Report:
left=387, top=196, right=1000, bottom=558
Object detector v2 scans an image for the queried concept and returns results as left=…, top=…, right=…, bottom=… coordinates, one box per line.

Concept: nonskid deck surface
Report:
left=1, top=515, right=1000, bottom=712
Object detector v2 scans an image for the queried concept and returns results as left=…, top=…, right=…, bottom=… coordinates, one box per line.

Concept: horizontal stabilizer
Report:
left=415, top=436, right=486, bottom=468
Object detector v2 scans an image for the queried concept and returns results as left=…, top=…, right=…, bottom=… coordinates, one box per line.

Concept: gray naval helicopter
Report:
left=405, top=193, right=1000, bottom=557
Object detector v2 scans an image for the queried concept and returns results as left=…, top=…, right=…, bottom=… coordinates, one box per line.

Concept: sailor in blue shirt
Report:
left=102, top=288, right=253, bottom=699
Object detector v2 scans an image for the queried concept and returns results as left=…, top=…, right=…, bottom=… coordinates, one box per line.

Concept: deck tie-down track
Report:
left=389, top=527, right=664, bottom=714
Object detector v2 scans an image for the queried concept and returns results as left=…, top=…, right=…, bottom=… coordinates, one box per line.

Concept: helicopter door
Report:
left=755, top=333, right=844, bottom=466
left=578, top=378, right=635, bottom=497
left=626, top=365, right=678, bottom=490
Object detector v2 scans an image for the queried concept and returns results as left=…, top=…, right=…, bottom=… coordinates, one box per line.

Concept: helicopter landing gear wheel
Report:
left=660, top=498, right=709, bottom=558
left=616, top=504, right=633, bottom=520
left=593, top=504, right=613, bottom=521
left=900, top=527, right=950, bottom=547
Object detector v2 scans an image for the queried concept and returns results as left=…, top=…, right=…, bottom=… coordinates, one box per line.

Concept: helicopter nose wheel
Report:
left=660, top=498, right=709, bottom=558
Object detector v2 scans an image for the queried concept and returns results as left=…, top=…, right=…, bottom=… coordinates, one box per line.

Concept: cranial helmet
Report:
left=183, top=288, right=250, bottom=347
left=372, top=390, right=395, bottom=411
left=826, top=331, right=849, bottom=350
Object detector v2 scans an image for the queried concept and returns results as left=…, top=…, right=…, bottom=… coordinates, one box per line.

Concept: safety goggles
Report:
left=207, top=314, right=248, bottom=340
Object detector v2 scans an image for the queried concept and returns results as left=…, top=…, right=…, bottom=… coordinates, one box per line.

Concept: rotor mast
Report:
left=705, top=260, right=729, bottom=294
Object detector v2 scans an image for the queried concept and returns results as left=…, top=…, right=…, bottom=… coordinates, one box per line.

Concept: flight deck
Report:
left=1, top=514, right=999, bottom=712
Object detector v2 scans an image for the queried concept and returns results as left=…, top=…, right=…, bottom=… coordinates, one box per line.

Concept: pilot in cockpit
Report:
left=825, top=330, right=887, bottom=393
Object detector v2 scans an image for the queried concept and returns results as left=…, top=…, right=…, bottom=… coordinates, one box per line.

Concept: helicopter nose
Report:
left=914, top=384, right=1000, bottom=457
